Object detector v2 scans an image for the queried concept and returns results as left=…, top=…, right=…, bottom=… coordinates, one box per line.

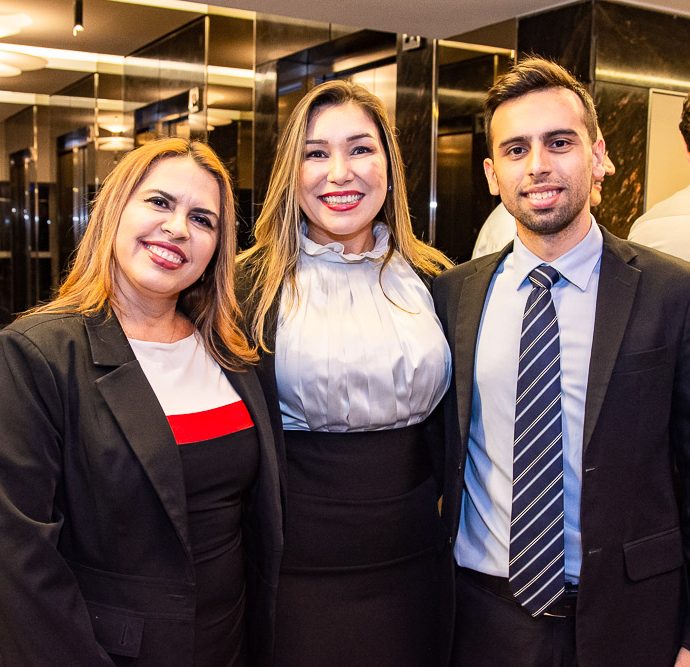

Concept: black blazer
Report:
left=0, top=311, right=283, bottom=666
left=433, top=228, right=690, bottom=666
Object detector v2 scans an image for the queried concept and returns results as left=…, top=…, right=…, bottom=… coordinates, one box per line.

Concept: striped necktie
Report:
left=509, top=264, right=565, bottom=617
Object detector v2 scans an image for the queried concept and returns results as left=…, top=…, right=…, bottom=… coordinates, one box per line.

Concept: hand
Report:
left=675, top=647, right=690, bottom=666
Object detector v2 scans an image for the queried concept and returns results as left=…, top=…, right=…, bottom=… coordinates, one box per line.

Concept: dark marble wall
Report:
left=594, top=81, right=648, bottom=236
left=595, top=2, right=690, bottom=95
left=518, top=3, right=594, bottom=84
left=517, top=0, right=690, bottom=238
left=395, top=37, right=435, bottom=243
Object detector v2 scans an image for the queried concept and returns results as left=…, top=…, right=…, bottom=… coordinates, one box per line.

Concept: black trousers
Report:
left=450, top=567, right=578, bottom=667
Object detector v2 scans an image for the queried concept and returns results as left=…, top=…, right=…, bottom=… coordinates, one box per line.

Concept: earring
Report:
left=387, top=184, right=392, bottom=192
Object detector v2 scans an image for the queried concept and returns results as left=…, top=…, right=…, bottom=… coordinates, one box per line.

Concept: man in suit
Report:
left=434, top=56, right=690, bottom=666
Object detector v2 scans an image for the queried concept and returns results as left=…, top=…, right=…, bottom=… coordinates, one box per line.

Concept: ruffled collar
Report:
left=299, top=221, right=390, bottom=264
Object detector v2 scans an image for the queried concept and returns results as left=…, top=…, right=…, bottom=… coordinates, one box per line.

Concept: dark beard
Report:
left=507, top=193, right=588, bottom=237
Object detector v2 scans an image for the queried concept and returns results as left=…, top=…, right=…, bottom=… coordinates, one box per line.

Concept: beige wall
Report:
left=645, top=90, right=690, bottom=211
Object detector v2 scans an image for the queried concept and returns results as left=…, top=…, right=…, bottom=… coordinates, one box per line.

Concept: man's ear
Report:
left=483, top=157, right=500, bottom=196
left=592, top=136, right=606, bottom=182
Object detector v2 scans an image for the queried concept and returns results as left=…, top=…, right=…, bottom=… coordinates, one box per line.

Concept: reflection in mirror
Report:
left=434, top=42, right=512, bottom=262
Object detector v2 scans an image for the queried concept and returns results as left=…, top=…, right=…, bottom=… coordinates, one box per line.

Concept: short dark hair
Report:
left=483, top=56, right=598, bottom=156
left=680, top=92, right=690, bottom=152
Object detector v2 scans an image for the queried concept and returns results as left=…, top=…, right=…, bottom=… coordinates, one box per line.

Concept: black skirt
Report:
left=274, top=423, right=444, bottom=667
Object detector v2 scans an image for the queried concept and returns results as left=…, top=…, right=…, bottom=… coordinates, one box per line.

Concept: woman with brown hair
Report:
left=238, top=80, right=453, bottom=666
left=0, top=138, right=282, bottom=666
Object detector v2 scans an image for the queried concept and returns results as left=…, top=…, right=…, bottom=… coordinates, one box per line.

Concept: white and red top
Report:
left=128, top=332, right=254, bottom=444
left=129, top=331, right=257, bottom=666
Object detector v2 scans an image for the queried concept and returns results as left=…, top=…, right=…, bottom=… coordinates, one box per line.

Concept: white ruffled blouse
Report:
left=275, top=223, right=451, bottom=432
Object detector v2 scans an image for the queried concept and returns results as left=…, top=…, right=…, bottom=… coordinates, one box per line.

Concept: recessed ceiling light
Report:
left=0, top=50, right=47, bottom=72
left=0, top=13, right=32, bottom=39
left=0, top=62, right=21, bottom=78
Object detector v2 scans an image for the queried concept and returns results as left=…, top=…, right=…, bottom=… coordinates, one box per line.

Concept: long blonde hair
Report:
left=238, top=79, right=452, bottom=351
left=33, top=138, right=257, bottom=369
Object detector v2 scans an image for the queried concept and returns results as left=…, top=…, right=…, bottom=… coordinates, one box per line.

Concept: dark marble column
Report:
left=517, top=3, right=594, bottom=84
left=395, top=37, right=435, bottom=243
left=252, top=61, right=279, bottom=213
left=594, top=82, right=648, bottom=236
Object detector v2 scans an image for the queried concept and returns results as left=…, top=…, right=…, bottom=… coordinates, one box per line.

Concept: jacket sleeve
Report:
left=0, top=328, right=115, bottom=665
left=674, top=297, right=690, bottom=650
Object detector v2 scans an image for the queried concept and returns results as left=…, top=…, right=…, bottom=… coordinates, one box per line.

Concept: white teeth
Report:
left=145, top=243, right=183, bottom=264
left=321, top=193, right=363, bottom=204
left=527, top=190, right=559, bottom=200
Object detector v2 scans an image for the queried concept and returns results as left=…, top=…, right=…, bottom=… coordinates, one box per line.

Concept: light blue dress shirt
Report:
left=455, top=220, right=603, bottom=583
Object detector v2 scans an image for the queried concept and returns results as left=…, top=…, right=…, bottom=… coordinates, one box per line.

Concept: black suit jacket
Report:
left=0, top=311, right=283, bottom=666
left=433, top=228, right=690, bottom=666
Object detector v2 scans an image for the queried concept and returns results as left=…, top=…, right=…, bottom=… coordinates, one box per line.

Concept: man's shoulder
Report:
left=631, top=185, right=690, bottom=228
left=435, top=254, right=499, bottom=289
left=605, top=229, right=690, bottom=286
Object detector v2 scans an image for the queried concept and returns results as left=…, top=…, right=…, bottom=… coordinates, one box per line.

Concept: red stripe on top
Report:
left=167, top=401, right=254, bottom=445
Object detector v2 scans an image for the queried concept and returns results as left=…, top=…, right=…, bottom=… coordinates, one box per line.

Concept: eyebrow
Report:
left=497, top=129, right=579, bottom=150
left=305, top=132, right=375, bottom=145
left=142, top=188, right=219, bottom=219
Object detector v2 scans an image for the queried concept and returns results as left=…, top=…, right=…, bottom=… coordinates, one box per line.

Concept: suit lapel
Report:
left=453, top=252, right=507, bottom=447
left=224, top=365, right=281, bottom=487
left=85, top=314, right=191, bottom=554
left=583, top=228, right=640, bottom=452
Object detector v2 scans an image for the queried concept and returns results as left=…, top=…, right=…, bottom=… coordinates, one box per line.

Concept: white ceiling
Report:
left=185, top=0, right=690, bottom=39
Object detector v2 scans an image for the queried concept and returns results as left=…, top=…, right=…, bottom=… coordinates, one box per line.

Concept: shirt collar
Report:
left=299, top=221, right=390, bottom=264
left=509, top=216, right=603, bottom=292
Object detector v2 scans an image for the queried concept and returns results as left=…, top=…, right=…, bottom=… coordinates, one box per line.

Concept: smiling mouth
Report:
left=319, top=193, right=364, bottom=205
left=143, top=242, right=185, bottom=265
left=525, top=189, right=561, bottom=201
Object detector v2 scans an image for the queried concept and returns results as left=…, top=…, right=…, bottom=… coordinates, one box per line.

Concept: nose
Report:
left=604, top=152, right=616, bottom=176
left=161, top=208, right=190, bottom=239
left=327, top=152, right=353, bottom=185
left=526, top=145, right=551, bottom=176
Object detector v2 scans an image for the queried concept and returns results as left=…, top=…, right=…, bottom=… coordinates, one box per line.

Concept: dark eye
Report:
left=191, top=214, right=214, bottom=229
left=146, top=196, right=169, bottom=208
left=305, top=149, right=328, bottom=159
left=507, top=146, right=526, bottom=157
left=352, top=145, right=373, bottom=156
left=551, top=139, right=571, bottom=149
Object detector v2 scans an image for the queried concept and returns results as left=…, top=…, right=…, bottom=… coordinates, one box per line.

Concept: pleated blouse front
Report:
left=275, top=223, right=451, bottom=433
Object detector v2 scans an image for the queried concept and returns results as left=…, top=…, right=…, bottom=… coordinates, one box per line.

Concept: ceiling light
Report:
left=0, top=63, right=21, bottom=78
left=97, top=112, right=131, bottom=134
left=73, top=0, right=84, bottom=37
left=0, top=50, right=48, bottom=73
left=0, top=13, right=31, bottom=39
left=96, top=136, right=135, bottom=152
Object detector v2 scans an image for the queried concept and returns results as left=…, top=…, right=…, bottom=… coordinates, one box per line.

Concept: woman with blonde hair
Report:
left=239, top=80, right=453, bottom=665
left=0, top=138, right=282, bottom=666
